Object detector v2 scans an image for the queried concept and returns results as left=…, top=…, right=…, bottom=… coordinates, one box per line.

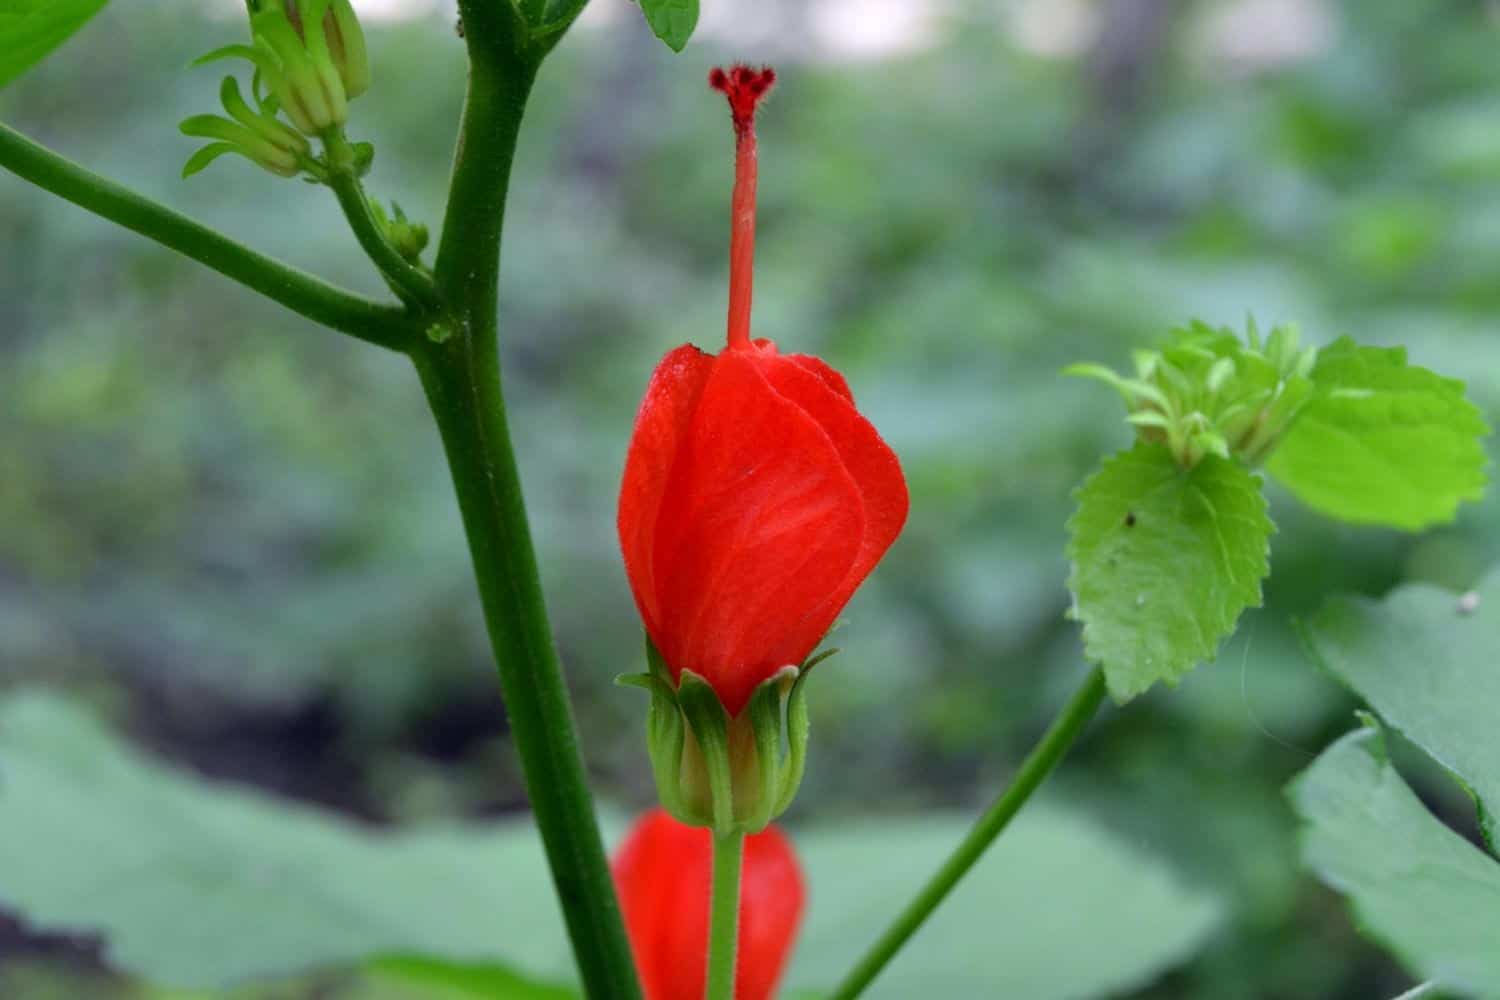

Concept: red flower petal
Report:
left=787, top=352, right=854, bottom=402
left=753, top=350, right=909, bottom=668
left=613, top=810, right=806, bottom=1000
left=618, top=345, right=716, bottom=636
left=650, top=348, right=864, bottom=715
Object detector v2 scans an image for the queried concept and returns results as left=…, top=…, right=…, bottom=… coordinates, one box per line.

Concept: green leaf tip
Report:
left=637, top=0, right=699, bottom=51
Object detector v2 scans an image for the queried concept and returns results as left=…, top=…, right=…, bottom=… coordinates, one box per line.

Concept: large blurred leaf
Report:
left=787, top=810, right=1224, bottom=998
left=0, top=692, right=1220, bottom=996
left=1067, top=442, right=1272, bottom=702
left=1301, top=569, right=1500, bottom=847
left=0, top=0, right=109, bottom=88
left=1289, top=727, right=1500, bottom=996
left=1267, top=338, right=1488, bottom=530
left=0, top=692, right=580, bottom=989
left=357, top=957, right=579, bottom=999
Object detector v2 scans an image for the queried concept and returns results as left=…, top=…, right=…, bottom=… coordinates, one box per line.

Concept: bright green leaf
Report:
left=1301, top=569, right=1500, bottom=847
left=1289, top=727, right=1500, bottom=995
left=1067, top=442, right=1272, bottom=702
left=787, top=808, right=1223, bottom=998
left=637, top=0, right=698, bottom=52
left=0, top=0, right=110, bottom=89
left=1267, top=337, right=1488, bottom=530
left=0, top=692, right=580, bottom=989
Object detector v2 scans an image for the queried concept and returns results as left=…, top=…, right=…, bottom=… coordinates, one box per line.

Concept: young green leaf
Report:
left=1300, top=569, right=1500, bottom=847
left=0, top=0, right=109, bottom=89
left=637, top=0, right=698, bottom=52
left=1067, top=442, right=1272, bottom=702
left=1289, top=727, right=1500, bottom=995
left=1266, top=338, right=1488, bottom=530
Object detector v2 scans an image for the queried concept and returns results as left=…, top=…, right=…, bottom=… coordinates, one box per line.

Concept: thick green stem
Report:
left=829, top=667, right=1109, bottom=1000
left=322, top=131, right=441, bottom=313
left=705, top=832, right=744, bottom=1000
left=0, top=120, right=414, bottom=350
left=417, top=10, right=641, bottom=996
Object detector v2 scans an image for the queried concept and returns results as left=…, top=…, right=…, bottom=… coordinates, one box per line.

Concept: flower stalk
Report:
left=705, top=831, right=745, bottom=1000
left=829, top=667, right=1109, bottom=999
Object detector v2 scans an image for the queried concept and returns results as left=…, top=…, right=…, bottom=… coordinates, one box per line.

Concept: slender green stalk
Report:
left=0, top=120, right=414, bottom=350
left=705, top=832, right=745, bottom=1000
left=829, top=667, right=1109, bottom=1000
left=414, top=6, right=641, bottom=996
left=322, top=130, right=441, bottom=312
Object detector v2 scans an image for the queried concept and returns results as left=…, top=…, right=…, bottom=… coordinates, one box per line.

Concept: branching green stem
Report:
left=413, top=5, right=642, bottom=997
left=4, top=0, right=630, bottom=992
left=829, top=667, right=1109, bottom=1000
left=322, top=130, right=441, bottom=313
left=0, top=120, right=415, bottom=351
left=705, top=832, right=745, bottom=1000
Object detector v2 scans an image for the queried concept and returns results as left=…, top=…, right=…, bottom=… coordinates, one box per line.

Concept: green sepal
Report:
left=744, top=668, right=794, bottom=834
left=181, top=142, right=242, bottom=179
left=774, top=649, right=832, bottom=816
left=191, top=44, right=276, bottom=76
left=677, top=671, right=734, bottom=835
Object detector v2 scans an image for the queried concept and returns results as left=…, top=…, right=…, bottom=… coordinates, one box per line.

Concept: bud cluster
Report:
left=1067, top=320, right=1317, bottom=468
left=181, top=0, right=370, bottom=180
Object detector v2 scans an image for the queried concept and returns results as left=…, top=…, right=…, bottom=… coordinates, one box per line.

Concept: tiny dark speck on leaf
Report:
left=1124, top=512, right=1137, bottom=527
left=455, top=17, right=465, bottom=38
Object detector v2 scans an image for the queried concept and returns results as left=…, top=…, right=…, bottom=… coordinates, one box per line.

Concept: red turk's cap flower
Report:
left=618, top=65, right=909, bottom=717
left=614, top=809, right=806, bottom=1000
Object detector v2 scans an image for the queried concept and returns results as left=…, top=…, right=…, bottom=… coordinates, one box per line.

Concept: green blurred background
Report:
left=3, top=0, right=1499, bottom=996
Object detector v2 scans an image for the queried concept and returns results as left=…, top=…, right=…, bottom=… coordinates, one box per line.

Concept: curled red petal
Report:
left=618, top=345, right=716, bottom=636
left=754, top=350, right=909, bottom=666
left=651, top=348, right=864, bottom=715
left=613, top=810, right=806, bottom=1000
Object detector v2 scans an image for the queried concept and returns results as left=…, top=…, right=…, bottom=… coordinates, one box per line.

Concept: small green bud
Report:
left=372, top=199, right=430, bottom=263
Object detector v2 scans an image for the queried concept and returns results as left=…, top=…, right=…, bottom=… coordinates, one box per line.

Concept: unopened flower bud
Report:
left=370, top=200, right=430, bottom=263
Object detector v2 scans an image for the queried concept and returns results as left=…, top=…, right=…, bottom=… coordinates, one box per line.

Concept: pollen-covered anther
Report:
left=709, top=63, right=777, bottom=134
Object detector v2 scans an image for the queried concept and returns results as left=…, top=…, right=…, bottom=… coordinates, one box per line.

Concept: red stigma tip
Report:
left=710, top=63, right=776, bottom=135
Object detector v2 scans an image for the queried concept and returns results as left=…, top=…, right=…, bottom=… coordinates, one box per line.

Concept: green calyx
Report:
left=1066, top=319, right=1316, bottom=469
left=618, top=638, right=832, bottom=837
